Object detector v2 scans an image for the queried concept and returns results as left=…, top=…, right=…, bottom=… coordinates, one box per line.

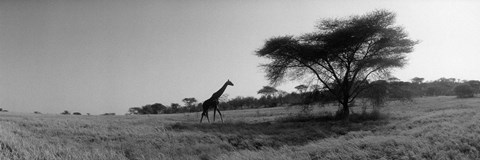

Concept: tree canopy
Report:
left=411, top=77, right=425, bottom=84
left=182, top=97, right=197, bottom=107
left=256, top=10, right=418, bottom=117
left=257, top=86, right=278, bottom=97
left=295, top=85, right=308, bottom=93
left=454, top=84, right=474, bottom=98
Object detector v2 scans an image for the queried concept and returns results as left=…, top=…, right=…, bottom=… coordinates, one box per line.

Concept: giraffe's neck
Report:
left=211, top=82, right=229, bottom=99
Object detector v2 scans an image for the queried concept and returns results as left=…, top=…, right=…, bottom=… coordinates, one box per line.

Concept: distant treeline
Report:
left=126, top=77, right=480, bottom=115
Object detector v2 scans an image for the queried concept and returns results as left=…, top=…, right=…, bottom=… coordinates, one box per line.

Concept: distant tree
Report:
left=170, top=103, right=180, bottom=113
left=142, top=105, right=155, bottom=114
left=73, top=112, right=82, bottom=115
left=227, top=96, right=258, bottom=109
left=127, top=103, right=167, bottom=115
left=295, top=84, right=312, bottom=105
left=431, top=77, right=457, bottom=96
left=411, top=77, right=424, bottom=84
left=256, top=10, right=417, bottom=118
left=182, top=97, right=197, bottom=107
left=128, top=107, right=143, bottom=115
left=61, top=110, right=70, bottom=115
left=219, top=94, right=229, bottom=103
left=454, top=84, right=474, bottom=98
left=257, top=86, right=278, bottom=97
left=150, top=103, right=167, bottom=114
left=362, top=80, right=389, bottom=109
left=388, top=77, right=400, bottom=82
left=102, top=113, right=115, bottom=115
left=388, top=81, right=414, bottom=101
left=425, top=87, right=438, bottom=96
left=34, top=111, right=42, bottom=114
left=295, top=85, right=308, bottom=94
left=437, top=77, right=456, bottom=83
left=171, top=103, right=180, bottom=108
left=467, top=80, right=480, bottom=94
left=277, top=90, right=289, bottom=97
left=310, top=84, right=322, bottom=91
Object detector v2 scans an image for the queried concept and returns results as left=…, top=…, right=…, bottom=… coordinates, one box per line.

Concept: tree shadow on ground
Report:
left=168, top=112, right=389, bottom=150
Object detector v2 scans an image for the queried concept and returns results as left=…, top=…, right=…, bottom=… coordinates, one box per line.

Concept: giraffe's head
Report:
left=226, top=79, right=234, bottom=86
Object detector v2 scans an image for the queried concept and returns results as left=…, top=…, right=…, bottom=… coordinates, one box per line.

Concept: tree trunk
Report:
left=340, top=84, right=351, bottom=119
left=341, top=101, right=350, bottom=118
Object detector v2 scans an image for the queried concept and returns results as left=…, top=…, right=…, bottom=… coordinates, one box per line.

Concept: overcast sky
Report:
left=1, top=0, right=479, bottom=114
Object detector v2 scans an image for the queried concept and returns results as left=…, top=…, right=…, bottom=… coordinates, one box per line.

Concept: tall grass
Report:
left=1, top=96, right=479, bottom=159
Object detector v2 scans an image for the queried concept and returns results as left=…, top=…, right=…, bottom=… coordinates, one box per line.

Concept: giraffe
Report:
left=200, top=80, right=234, bottom=123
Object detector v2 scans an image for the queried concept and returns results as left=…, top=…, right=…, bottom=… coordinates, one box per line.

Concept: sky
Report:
left=1, top=0, right=479, bottom=114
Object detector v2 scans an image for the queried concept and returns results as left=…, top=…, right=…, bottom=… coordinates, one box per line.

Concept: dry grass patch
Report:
left=1, top=96, right=480, bottom=159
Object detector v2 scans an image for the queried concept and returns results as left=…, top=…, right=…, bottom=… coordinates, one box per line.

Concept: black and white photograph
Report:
left=0, top=0, right=479, bottom=159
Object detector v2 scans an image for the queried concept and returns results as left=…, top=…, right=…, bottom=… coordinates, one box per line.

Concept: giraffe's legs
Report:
left=205, top=111, right=210, bottom=123
left=216, top=108, right=223, bottom=123
left=213, top=106, right=216, bottom=122
left=212, top=106, right=223, bottom=123
left=200, top=110, right=210, bottom=123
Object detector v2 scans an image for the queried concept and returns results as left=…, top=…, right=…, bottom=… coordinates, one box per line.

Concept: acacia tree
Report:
left=182, top=97, right=197, bottom=107
left=257, top=86, right=278, bottom=97
left=411, top=77, right=425, bottom=84
left=61, top=110, right=70, bottom=115
left=256, top=10, right=417, bottom=118
left=295, top=84, right=308, bottom=93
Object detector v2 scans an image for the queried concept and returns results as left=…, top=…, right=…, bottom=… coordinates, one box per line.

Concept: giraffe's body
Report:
left=200, top=80, right=233, bottom=123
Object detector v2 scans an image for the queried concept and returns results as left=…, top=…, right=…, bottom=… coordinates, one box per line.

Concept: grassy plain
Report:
left=1, top=96, right=480, bottom=160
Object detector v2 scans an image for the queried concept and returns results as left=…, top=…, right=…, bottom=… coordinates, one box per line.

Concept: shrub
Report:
left=61, top=110, right=70, bottom=115
left=454, top=84, right=474, bottom=98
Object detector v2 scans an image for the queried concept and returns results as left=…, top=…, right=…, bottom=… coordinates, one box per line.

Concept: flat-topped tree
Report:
left=295, top=85, right=308, bottom=94
left=411, top=77, right=425, bottom=84
left=256, top=10, right=418, bottom=118
left=257, top=86, right=278, bottom=98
